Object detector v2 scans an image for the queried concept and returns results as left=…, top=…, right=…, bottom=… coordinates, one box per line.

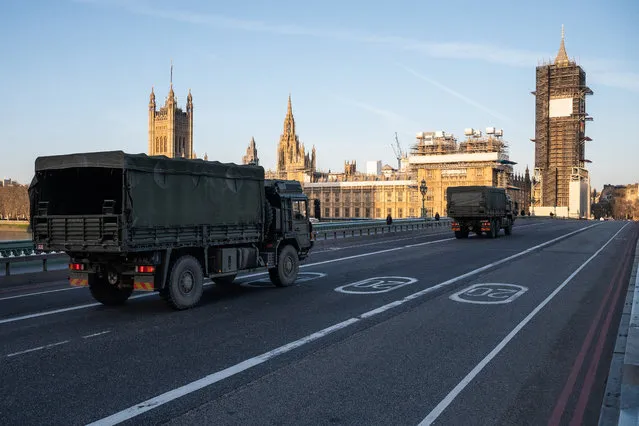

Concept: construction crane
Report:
left=391, top=132, right=405, bottom=170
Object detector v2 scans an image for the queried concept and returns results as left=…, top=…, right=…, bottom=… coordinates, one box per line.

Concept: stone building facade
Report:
left=148, top=72, right=194, bottom=159
left=242, top=137, right=259, bottom=166
left=249, top=96, right=531, bottom=220
left=532, top=26, right=592, bottom=218
left=267, top=95, right=316, bottom=182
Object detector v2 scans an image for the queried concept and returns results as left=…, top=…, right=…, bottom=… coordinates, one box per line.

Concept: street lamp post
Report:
left=419, top=179, right=428, bottom=218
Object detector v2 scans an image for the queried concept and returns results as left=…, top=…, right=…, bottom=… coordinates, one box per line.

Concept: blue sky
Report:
left=1, top=0, right=637, bottom=190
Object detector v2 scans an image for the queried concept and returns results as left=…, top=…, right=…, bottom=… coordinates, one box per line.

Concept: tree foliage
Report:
left=0, top=185, right=30, bottom=220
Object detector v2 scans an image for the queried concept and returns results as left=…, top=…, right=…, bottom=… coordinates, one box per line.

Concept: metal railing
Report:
left=0, top=218, right=452, bottom=276
left=313, top=218, right=452, bottom=240
left=0, top=240, right=69, bottom=276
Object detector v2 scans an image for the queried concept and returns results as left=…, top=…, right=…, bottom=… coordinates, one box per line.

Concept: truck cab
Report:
left=264, top=179, right=313, bottom=259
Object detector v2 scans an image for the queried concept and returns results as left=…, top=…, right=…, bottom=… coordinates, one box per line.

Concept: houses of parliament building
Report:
left=148, top=80, right=532, bottom=221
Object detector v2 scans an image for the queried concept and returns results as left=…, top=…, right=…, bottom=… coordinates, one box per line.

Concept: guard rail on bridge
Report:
left=0, top=218, right=451, bottom=276
left=312, top=217, right=451, bottom=240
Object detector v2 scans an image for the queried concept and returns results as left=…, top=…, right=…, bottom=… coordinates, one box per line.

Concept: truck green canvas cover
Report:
left=446, top=186, right=508, bottom=217
left=30, top=151, right=265, bottom=229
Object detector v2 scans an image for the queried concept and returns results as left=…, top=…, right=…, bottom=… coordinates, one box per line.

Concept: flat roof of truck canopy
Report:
left=34, top=150, right=264, bottom=180
left=447, top=185, right=506, bottom=193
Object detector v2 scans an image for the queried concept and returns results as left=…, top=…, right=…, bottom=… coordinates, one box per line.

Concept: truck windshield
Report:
left=293, top=200, right=307, bottom=220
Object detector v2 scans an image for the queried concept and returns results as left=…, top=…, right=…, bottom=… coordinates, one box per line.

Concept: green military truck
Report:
left=446, top=185, right=515, bottom=239
left=28, top=151, right=314, bottom=310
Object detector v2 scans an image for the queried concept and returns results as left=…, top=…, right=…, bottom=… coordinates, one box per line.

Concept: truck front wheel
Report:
left=269, top=245, right=299, bottom=287
left=505, top=223, right=513, bottom=235
left=89, top=276, right=133, bottom=306
left=164, top=255, right=204, bottom=310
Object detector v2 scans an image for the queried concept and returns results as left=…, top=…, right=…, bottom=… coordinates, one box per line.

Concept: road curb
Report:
left=600, top=226, right=639, bottom=425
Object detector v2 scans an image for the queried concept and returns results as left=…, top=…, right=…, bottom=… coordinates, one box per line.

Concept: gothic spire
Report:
left=554, top=25, right=571, bottom=67
left=168, top=59, right=175, bottom=100
left=283, top=94, right=295, bottom=136
left=149, top=86, right=155, bottom=106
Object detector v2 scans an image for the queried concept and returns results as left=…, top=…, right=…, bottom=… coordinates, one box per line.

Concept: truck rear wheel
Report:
left=89, top=276, right=133, bottom=306
left=165, top=255, right=204, bottom=310
left=269, top=245, right=299, bottom=287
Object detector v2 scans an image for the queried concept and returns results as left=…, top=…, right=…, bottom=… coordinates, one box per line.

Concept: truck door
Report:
left=292, top=199, right=311, bottom=249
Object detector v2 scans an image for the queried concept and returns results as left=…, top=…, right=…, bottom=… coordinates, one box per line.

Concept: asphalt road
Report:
left=0, top=218, right=636, bottom=426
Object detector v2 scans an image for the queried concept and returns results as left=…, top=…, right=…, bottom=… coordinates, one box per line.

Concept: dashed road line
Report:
left=86, top=222, right=602, bottom=425
left=6, top=340, right=70, bottom=357
left=0, top=223, right=595, bottom=327
left=82, top=330, right=111, bottom=339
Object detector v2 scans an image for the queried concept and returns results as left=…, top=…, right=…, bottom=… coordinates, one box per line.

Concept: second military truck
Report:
left=29, top=151, right=314, bottom=310
left=446, top=185, right=515, bottom=239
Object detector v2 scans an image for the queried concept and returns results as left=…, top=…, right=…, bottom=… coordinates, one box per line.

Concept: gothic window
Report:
left=398, top=208, right=403, bottom=218
left=355, top=207, right=360, bottom=217
left=324, top=208, right=330, bottom=218
left=334, top=208, right=340, bottom=217
left=365, top=208, right=371, bottom=218
left=163, top=136, right=167, bottom=152
left=344, top=208, right=350, bottom=217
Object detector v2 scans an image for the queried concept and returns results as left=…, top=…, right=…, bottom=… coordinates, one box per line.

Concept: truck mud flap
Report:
left=69, top=272, right=89, bottom=287
left=133, top=275, right=155, bottom=291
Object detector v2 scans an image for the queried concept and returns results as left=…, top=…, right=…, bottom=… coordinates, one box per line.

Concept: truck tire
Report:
left=269, top=245, right=299, bottom=287
left=89, top=277, right=133, bottom=306
left=165, top=255, right=204, bottom=310
left=505, top=223, right=513, bottom=235
left=489, top=220, right=498, bottom=239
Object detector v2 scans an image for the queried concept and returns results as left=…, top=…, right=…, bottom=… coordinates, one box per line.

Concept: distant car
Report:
left=309, top=217, right=319, bottom=224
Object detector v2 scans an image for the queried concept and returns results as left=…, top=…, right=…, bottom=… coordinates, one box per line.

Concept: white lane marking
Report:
left=242, top=272, right=327, bottom=288
left=449, top=283, right=528, bottom=305
left=418, top=222, right=630, bottom=425
left=404, top=238, right=455, bottom=248
left=0, top=221, right=544, bottom=301
left=87, top=222, right=603, bottom=425
left=82, top=330, right=111, bottom=339
left=0, top=276, right=265, bottom=326
left=6, top=340, right=70, bottom=357
left=85, top=318, right=361, bottom=426
left=313, top=231, right=451, bottom=252
left=335, top=277, right=418, bottom=294
left=312, top=221, right=546, bottom=253
left=0, top=286, right=82, bottom=301
left=0, top=223, right=598, bottom=326
left=0, top=235, right=439, bottom=301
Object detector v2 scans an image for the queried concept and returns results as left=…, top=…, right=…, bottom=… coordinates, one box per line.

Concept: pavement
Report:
left=0, top=218, right=636, bottom=426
